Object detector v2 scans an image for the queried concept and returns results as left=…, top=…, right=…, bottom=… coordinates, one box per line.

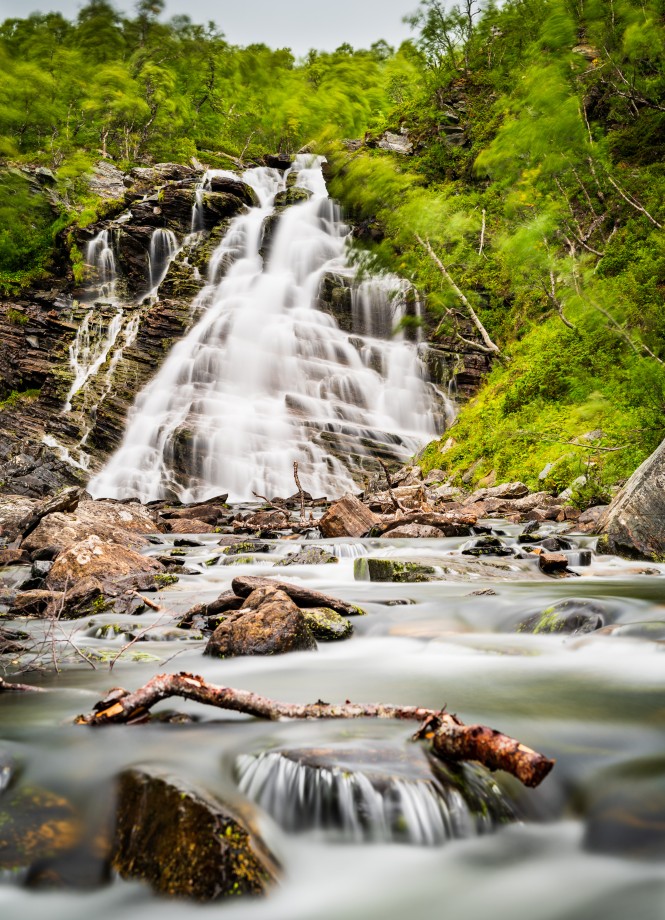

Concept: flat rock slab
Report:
left=47, top=535, right=164, bottom=590
left=113, top=768, right=277, bottom=901
left=22, top=501, right=159, bottom=555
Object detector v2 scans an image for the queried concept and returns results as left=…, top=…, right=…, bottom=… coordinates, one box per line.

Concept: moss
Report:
left=6, top=308, right=29, bottom=326
left=154, top=574, right=179, bottom=587
left=0, top=388, right=41, bottom=411
left=356, top=558, right=437, bottom=583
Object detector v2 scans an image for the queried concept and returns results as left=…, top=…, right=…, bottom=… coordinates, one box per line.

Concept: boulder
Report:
left=207, top=175, right=259, bottom=207
left=7, top=589, right=61, bottom=617
left=231, top=575, right=364, bottom=617
left=0, top=783, right=82, bottom=872
left=378, top=510, right=476, bottom=538
left=234, top=510, right=289, bottom=532
left=205, top=587, right=317, bottom=658
left=319, top=494, right=381, bottom=539
left=597, top=442, right=665, bottom=559
left=0, top=548, right=31, bottom=566
left=381, top=524, right=445, bottom=539
left=274, top=547, right=338, bottom=566
left=577, top=505, right=607, bottom=532
left=301, top=607, right=354, bottom=641
left=0, top=494, right=40, bottom=541
left=366, top=485, right=428, bottom=513
left=264, top=153, right=293, bottom=170
left=166, top=518, right=216, bottom=534
left=47, top=536, right=164, bottom=590
left=461, top=536, right=514, bottom=558
left=466, top=482, right=529, bottom=503
left=22, top=501, right=158, bottom=556
left=354, top=558, right=437, bottom=583
left=516, top=599, right=607, bottom=635
left=537, top=551, right=570, bottom=575
left=113, top=768, right=276, bottom=900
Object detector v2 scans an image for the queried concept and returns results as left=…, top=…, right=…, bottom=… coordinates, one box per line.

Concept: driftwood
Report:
left=77, top=672, right=554, bottom=788
left=378, top=458, right=408, bottom=513
left=0, top=676, right=46, bottom=693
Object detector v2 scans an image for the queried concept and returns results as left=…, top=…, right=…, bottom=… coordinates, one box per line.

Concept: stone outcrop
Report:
left=22, top=500, right=158, bottom=555
left=47, top=535, right=164, bottom=589
left=597, top=439, right=665, bottom=559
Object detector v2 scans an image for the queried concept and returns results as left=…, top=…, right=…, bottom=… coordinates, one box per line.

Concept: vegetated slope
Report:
left=1, top=0, right=664, bottom=502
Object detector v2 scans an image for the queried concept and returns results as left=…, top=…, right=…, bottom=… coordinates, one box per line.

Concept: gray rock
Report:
left=301, top=607, right=353, bottom=641
left=516, top=599, right=608, bottom=635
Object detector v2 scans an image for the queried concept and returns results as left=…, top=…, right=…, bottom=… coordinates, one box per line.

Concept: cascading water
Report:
left=64, top=308, right=124, bottom=411
left=148, top=228, right=179, bottom=291
left=236, top=748, right=513, bottom=846
left=86, top=228, right=116, bottom=301
left=90, top=155, right=451, bottom=503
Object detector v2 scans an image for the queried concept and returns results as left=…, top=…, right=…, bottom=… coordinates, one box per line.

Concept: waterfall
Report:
left=236, top=749, right=513, bottom=846
left=148, top=228, right=179, bottom=291
left=64, top=308, right=124, bottom=411
left=86, top=228, right=116, bottom=300
left=89, top=155, right=451, bottom=503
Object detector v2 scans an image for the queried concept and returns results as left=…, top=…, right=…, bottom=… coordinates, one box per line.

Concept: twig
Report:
left=378, top=458, right=408, bottom=512
left=0, top=676, right=46, bottom=693
left=251, top=491, right=283, bottom=511
left=478, top=209, right=486, bottom=255
left=606, top=175, right=662, bottom=229
left=77, top=672, right=555, bottom=788
left=293, top=461, right=306, bottom=524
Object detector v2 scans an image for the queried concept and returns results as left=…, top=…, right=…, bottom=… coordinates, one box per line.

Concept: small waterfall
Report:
left=90, top=155, right=451, bottom=503
left=86, top=229, right=116, bottom=300
left=236, top=748, right=514, bottom=846
left=148, top=229, right=178, bottom=291
left=64, top=308, right=124, bottom=411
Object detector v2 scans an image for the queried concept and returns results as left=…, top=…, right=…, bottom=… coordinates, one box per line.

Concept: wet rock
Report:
left=47, top=535, right=164, bottom=590
left=0, top=784, right=82, bottom=871
left=113, top=768, right=276, bottom=900
left=316, top=271, right=354, bottom=331
left=461, top=536, right=514, bottom=557
left=235, top=510, right=290, bottom=533
left=381, top=524, right=445, bottom=538
left=540, top=536, right=573, bottom=552
left=53, top=577, right=106, bottom=619
left=516, top=599, right=607, bottom=635
left=301, top=607, right=354, bottom=641
left=355, top=558, right=437, bottom=583
left=22, top=500, right=158, bottom=556
left=205, top=587, right=317, bottom=658
left=200, top=192, right=247, bottom=230
left=274, top=187, right=311, bottom=208
left=378, top=510, right=476, bottom=538
left=274, top=547, right=338, bottom=566
left=264, top=153, right=293, bottom=170
left=577, top=505, right=607, bottom=531
left=207, top=175, right=259, bottom=207
left=319, top=494, right=380, bottom=539
left=222, top=541, right=271, bottom=557
left=537, top=551, right=570, bottom=575
left=7, top=589, right=61, bottom=617
left=597, top=441, right=665, bottom=559
left=467, top=482, right=529, bottom=503
left=231, top=575, right=365, bottom=617
left=366, top=485, right=428, bottom=514
left=0, top=548, right=31, bottom=566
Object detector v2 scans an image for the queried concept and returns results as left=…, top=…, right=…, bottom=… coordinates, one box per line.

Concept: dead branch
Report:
left=606, top=175, right=662, bottom=230
left=76, top=672, right=555, bottom=788
left=416, top=234, right=501, bottom=355
left=293, top=461, right=306, bottom=523
left=378, top=458, right=408, bottom=512
left=478, top=209, right=486, bottom=255
left=545, top=271, right=577, bottom=331
left=0, top=676, right=46, bottom=693
left=251, top=491, right=283, bottom=511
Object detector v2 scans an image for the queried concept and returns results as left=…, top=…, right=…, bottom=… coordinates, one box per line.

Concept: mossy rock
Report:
left=0, top=784, right=81, bottom=870
left=222, top=542, right=270, bottom=557
left=112, top=768, right=277, bottom=901
left=354, top=558, right=437, bottom=583
left=301, top=607, right=353, bottom=641
left=516, top=599, right=608, bottom=635
left=274, top=547, right=338, bottom=567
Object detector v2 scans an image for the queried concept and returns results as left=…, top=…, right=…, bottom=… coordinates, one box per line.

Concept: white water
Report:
left=64, top=308, right=124, bottom=411
left=86, top=228, right=116, bottom=301
left=148, top=229, right=179, bottom=291
left=90, top=156, right=448, bottom=502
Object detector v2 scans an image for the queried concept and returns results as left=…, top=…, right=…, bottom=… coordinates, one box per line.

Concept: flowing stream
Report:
left=89, top=156, right=449, bottom=503
left=1, top=524, right=664, bottom=919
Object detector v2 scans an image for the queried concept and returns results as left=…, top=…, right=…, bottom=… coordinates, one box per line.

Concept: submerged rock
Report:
left=274, top=547, right=338, bottom=567
left=516, top=599, right=608, bottom=635
left=461, top=536, right=514, bottom=557
left=301, top=607, right=354, bottom=641
left=113, top=768, right=276, bottom=900
left=205, top=587, right=317, bottom=658
left=0, top=783, right=82, bottom=872
left=598, top=440, right=665, bottom=560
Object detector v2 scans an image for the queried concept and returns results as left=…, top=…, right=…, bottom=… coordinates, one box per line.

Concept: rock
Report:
left=7, top=589, right=61, bottom=617
left=166, top=518, right=217, bottom=534
left=274, top=187, right=311, bottom=208
left=22, top=500, right=158, bottom=555
left=430, top=485, right=465, bottom=503
left=222, top=541, right=271, bottom=557
left=379, top=510, right=476, bottom=538
left=596, top=442, right=665, bottom=560
left=207, top=175, right=259, bottom=207
left=516, top=599, right=607, bottom=635
left=301, top=607, right=354, bottom=641
left=231, top=575, right=364, bottom=617
left=205, top=587, right=317, bottom=658
left=0, top=548, right=31, bottom=566
left=47, top=536, right=164, bottom=590
left=318, top=494, right=380, bottom=539
left=54, top=577, right=106, bottom=619
left=381, top=524, right=446, bottom=538
left=467, top=482, right=529, bottom=503
left=355, top=558, right=437, bottom=583
left=0, top=494, right=40, bottom=540
left=461, top=536, right=514, bottom=557
left=537, top=551, right=570, bottom=575
left=540, top=536, right=573, bottom=552
left=113, top=768, right=276, bottom=900
left=274, top=547, right=338, bottom=566
left=0, top=784, right=82, bottom=872
left=235, top=510, right=290, bottom=532
left=577, top=505, right=607, bottom=531
left=366, top=485, right=428, bottom=513
left=377, top=130, right=413, bottom=155
left=264, top=153, right=293, bottom=170
left=87, top=160, right=127, bottom=200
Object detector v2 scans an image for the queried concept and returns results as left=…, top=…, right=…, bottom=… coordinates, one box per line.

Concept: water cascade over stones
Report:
left=64, top=308, right=124, bottom=412
left=86, top=228, right=117, bottom=301
left=236, top=747, right=513, bottom=846
left=148, top=228, right=179, bottom=292
left=90, top=156, right=450, bottom=502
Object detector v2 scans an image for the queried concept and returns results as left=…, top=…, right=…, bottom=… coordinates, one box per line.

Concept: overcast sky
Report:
left=0, top=0, right=419, bottom=54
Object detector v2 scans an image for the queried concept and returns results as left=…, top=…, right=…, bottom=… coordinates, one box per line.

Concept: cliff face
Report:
left=0, top=159, right=487, bottom=499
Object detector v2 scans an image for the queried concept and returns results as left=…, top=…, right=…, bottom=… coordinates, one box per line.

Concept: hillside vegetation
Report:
left=1, top=0, right=664, bottom=497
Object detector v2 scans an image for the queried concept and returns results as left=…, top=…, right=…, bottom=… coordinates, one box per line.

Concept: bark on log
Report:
left=0, top=677, right=46, bottom=693
left=76, top=672, right=555, bottom=788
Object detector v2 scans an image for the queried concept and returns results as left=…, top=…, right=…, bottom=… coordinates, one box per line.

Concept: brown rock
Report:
left=318, top=494, right=380, bottom=538
left=577, top=505, right=607, bottom=532
left=538, top=552, right=569, bottom=574
left=113, top=768, right=276, bottom=901
left=47, top=536, right=164, bottom=590
left=379, top=510, right=477, bottom=538
left=231, top=575, right=364, bottom=617
left=7, top=589, right=62, bottom=617
left=0, top=494, right=40, bottom=541
left=234, top=510, right=289, bottom=532
left=0, top=548, right=31, bottom=566
left=366, top=485, right=428, bottom=513
left=22, top=501, right=159, bottom=555
left=381, top=524, right=445, bottom=539
left=166, top=518, right=216, bottom=534
left=205, top=587, right=317, bottom=658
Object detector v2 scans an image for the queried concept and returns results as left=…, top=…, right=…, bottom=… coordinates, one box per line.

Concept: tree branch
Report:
left=606, top=175, right=663, bottom=229
left=76, top=672, right=555, bottom=788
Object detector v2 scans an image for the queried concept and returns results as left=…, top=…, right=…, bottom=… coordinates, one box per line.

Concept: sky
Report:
left=0, top=0, right=418, bottom=55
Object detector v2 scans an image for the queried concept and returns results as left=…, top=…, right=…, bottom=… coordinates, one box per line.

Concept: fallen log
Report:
left=77, top=672, right=554, bottom=788
left=0, top=676, right=46, bottom=693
